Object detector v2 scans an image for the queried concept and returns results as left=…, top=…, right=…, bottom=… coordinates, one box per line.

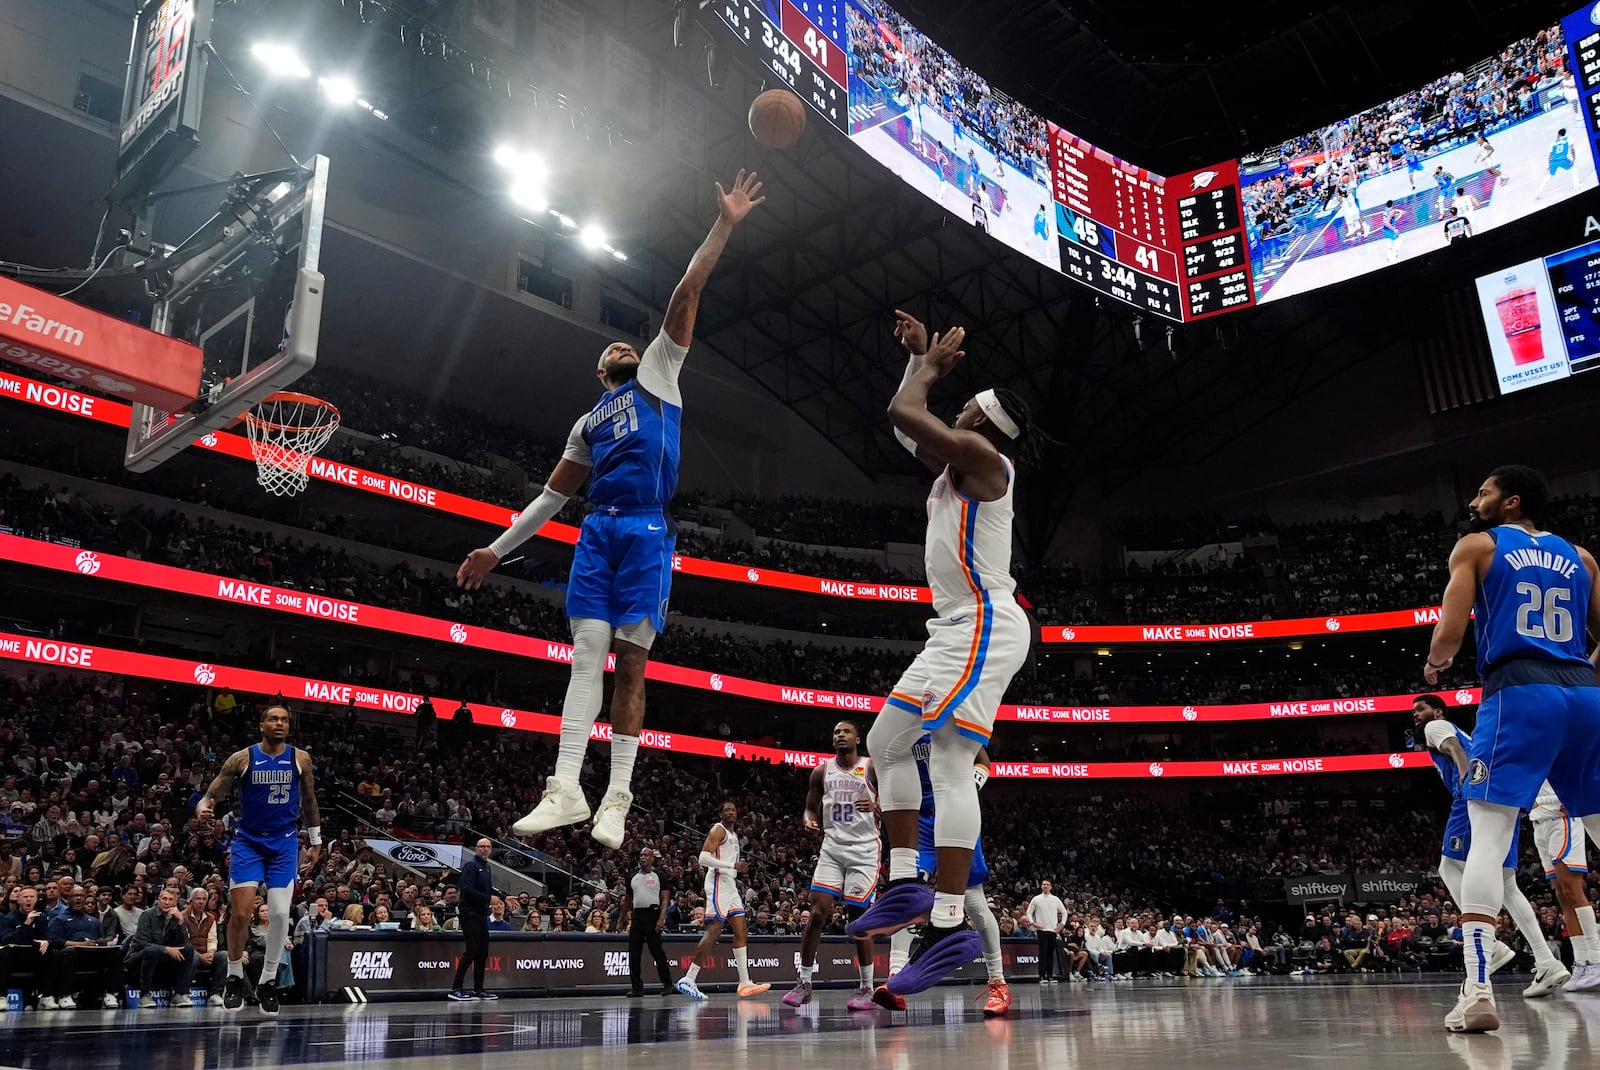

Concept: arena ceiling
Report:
left=3, top=0, right=1592, bottom=558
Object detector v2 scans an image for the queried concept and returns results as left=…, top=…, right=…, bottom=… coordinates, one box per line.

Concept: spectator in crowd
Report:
left=1, top=887, right=50, bottom=1006
left=124, top=888, right=196, bottom=1005
left=1028, top=880, right=1066, bottom=984
left=487, top=898, right=513, bottom=932
left=43, top=887, right=118, bottom=1009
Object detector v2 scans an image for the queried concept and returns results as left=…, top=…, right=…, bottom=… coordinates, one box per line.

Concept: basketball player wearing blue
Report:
left=1411, top=695, right=1568, bottom=998
left=196, top=705, right=321, bottom=1016
left=875, top=735, right=1010, bottom=1016
left=1423, top=466, right=1600, bottom=1032
left=458, top=172, right=765, bottom=850
left=1536, top=128, right=1580, bottom=200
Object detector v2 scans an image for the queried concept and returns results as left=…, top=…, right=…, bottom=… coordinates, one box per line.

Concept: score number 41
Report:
left=1068, top=215, right=1165, bottom=277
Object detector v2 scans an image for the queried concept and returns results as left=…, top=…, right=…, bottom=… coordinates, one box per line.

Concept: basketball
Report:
left=749, top=89, right=806, bottom=149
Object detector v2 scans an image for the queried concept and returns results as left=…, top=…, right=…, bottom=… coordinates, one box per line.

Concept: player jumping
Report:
left=676, top=801, right=770, bottom=1000
left=1412, top=695, right=1569, bottom=997
left=785, top=721, right=880, bottom=1010
left=196, top=705, right=322, bottom=1016
left=457, top=171, right=765, bottom=849
left=844, top=309, right=1035, bottom=1000
left=877, top=737, right=1009, bottom=1015
left=1424, top=465, right=1600, bottom=1032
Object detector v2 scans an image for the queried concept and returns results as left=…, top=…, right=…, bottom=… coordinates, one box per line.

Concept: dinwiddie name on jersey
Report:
left=1500, top=547, right=1580, bottom=579
left=585, top=390, right=637, bottom=432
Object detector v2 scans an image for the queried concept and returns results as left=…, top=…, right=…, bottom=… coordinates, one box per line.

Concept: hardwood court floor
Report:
left=5, top=974, right=1597, bottom=1070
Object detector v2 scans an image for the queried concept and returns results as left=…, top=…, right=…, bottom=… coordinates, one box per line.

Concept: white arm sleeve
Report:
left=561, top=414, right=592, bottom=466
left=892, top=351, right=925, bottom=456
left=1423, top=719, right=1458, bottom=750
left=697, top=850, right=733, bottom=872
left=488, top=485, right=572, bottom=559
left=636, top=331, right=690, bottom=407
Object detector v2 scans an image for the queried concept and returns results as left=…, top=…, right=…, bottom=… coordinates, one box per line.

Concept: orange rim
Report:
left=243, top=392, right=341, bottom=435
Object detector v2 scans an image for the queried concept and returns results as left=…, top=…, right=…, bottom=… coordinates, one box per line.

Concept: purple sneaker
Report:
left=845, top=881, right=933, bottom=938
left=782, top=981, right=813, bottom=1007
left=885, top=926, right=982, bottom=996
left=845, top=985, right=878, bottom=1011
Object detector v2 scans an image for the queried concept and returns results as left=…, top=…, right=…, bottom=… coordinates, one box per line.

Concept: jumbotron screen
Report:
left=1475, top=234, right=1600, bottom=393
left=716, top=2, right=1600, bottom=325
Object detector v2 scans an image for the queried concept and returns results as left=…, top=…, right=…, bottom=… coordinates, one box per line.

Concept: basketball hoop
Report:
left=242, top=392, right=341, bottom=497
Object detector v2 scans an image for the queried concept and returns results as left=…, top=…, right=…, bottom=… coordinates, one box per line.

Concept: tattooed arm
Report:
left=195, top=749, right=249, bottom=819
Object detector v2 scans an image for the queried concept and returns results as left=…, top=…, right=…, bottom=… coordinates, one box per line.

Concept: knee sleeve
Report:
left=1461, top=802, right=1520, bottom=917
left=563, top=618, right=613, bottom=719
left=928, top=733, right=982, bottom=849
left=867, top=707, right=925, bottom=813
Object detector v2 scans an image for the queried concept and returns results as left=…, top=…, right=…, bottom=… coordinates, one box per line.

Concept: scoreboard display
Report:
left=709, top=1, right=1600, bottom=326
left=717, top=1, right=848, bottom=132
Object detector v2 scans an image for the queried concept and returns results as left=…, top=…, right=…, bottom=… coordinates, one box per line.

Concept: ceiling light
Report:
left=580, top=223, right=607, bottom=250
left=509, top=177, right=548, bottom=213
left=611, top=249, right=628, bottom=262
left=251, top=42, right=311, bottom=79
left=319, top=76, right=359, bottom=106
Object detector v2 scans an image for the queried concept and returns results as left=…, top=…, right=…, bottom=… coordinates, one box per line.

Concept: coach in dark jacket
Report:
left=46, top=888, right=118, bottom=1007
left=0, top=887, right=49, bottom=1004
left=124, top=888, right=196, bottom=998
left=449, top=838, right=495, bottom=999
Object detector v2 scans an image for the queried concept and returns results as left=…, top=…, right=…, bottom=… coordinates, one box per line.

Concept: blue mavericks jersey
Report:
left=240, top=743, right=300, bottom=839
left=1429, top=724, right=1471, bottom=803
left=582, top=376, right=681, bottom=510
left=1473, top=526, right=1592, bottom=674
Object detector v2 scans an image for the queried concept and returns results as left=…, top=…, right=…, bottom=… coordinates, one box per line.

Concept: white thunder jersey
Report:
left=1532, top=781, right=1567, bottom=822
left=820, top=756, right=879, bottom=856
left=924, top=458, right=1019, bottom=615
left=707, top=822, right=740, bottom=880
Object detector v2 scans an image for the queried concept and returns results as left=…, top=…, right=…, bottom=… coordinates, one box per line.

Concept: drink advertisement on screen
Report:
left=1242, top=22, right=1590, bottom=305
left=1475, top=259, right=1571, bottom=393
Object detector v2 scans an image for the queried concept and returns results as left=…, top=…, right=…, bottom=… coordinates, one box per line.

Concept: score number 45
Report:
left=1067, top=215, right=1164, bottom=276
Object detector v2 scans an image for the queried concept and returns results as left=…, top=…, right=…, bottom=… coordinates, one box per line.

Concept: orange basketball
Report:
left=749, top=89, right=806, bottom=149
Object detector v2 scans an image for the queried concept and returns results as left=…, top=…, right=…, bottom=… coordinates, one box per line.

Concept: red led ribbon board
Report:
left=0, top=533, right=1483, bottom=724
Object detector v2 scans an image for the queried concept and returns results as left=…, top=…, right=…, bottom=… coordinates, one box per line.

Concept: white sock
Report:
left=734, top=945, right=751, bottom=985
left=985, top=949, right=1005, bottom=982
left=259, top=958, right=279, bottom=983
left=684, top=962, right=701, bottom=983
left=859, top=961, right=874, bottom=989
left=799, top=962, right=815, bottom=983
left=889, top=929, right=913, bottom=975
left=608, top=734, right=639, bottom=795
left=930, top=890, right=964, bottom=928
left=1463, top=922, right=1496, bottom=986
left=554, top=718, right=592, bottom=785
left=1577, top=906, right=1600, bottom=964
left=227, top=956, right=245, bottom=979
left=889, top=848, right=918, bottom=881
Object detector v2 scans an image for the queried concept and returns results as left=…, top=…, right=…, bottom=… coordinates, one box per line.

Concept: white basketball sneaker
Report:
left=1523, top=960, right=1571, bottom=998
left=512, top=775, right=590, bottom=837
left=1564, top=961, right=1600, bottom=992
left=590, top=789, right=634, bottom=848
left=1444, top=981, right=1500, bottom=1033
left=1486, top=940, right=1515, bottom=976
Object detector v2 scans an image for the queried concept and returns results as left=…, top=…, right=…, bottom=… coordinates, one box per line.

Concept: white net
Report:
left=243, top=393, right=341, bottom=497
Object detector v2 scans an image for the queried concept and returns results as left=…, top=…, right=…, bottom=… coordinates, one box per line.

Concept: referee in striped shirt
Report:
left=623, top=848, right=675, bottom=996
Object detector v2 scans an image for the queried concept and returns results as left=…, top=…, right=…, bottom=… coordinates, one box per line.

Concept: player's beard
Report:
left=607, top=361, right=640, bottom=385
left=1467, top=508, right=1495, bottom=532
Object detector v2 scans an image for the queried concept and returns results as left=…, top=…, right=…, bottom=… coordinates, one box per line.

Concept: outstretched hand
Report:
left=457, top=547, right=500, bottom=590
left=716, top=170, right=766, bottom=225
left=923, top=327, right=966, bottom=378
left=893, top=309, right=929, bottom=356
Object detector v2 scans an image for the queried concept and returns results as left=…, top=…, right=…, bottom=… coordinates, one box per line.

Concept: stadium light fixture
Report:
left=251, top=42, right=311, bottom=79
left=579, top=224, right=608, bottom=251
left=509, top=176, right=549, bottom=214
left=319, top=76, right=359, bottom=106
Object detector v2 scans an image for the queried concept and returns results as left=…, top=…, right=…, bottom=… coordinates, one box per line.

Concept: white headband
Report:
left=975, top=388, right=1020, bottom=440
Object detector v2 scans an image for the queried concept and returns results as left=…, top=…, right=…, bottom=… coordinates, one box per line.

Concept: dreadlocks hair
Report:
left=990, top=388, right=1054, bottom=468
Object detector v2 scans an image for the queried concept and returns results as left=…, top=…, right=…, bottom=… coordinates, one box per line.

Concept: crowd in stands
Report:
left=3, top=670, right=1593, bottom=1010
left=1244, top=23, right=1569, bottom=246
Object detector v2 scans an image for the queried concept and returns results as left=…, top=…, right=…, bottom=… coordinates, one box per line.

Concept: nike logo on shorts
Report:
left=648, top=524, right=664, bottom=532
left=949, top=615, right=968, bottom=624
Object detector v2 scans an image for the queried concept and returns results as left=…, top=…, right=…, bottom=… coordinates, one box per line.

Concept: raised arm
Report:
left=803, top=766, right=825, bottom=831
left=888, top=325, right=1007, bottom=495
left=298, top=749, right=323, bottom=873
left=1425, top=532, right=1493, bottom=683
left=662, top=171, right=765, bottom=347
left=195, top=749, right=250, bottom=819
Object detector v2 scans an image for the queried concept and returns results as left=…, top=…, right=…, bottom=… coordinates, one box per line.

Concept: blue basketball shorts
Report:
left=230, top=830, right=299, bottom=889
left=1463, top=681, right=1600, bottom=816
left=566, top=511, right=676, bottom=634
left=1440, top=798, right=1520, bottom=868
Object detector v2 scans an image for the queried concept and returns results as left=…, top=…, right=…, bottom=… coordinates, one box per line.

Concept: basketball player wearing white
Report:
left=846, top=310, right=1034, bottom=1000
left=676, top=801, right=770, bottom=1000
left=785, top=722, right=880, bottom=1010
left=457, top=172, right=765, bottom=850
left=1530, top=782, right=1600, bottom=991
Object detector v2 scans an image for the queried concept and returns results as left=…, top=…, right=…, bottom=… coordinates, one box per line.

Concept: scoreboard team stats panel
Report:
left=717, top=1, right=1600, bottom=329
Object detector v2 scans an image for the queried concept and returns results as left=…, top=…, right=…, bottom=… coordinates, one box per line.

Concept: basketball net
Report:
left=243, top=392, right=341, bottom=497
